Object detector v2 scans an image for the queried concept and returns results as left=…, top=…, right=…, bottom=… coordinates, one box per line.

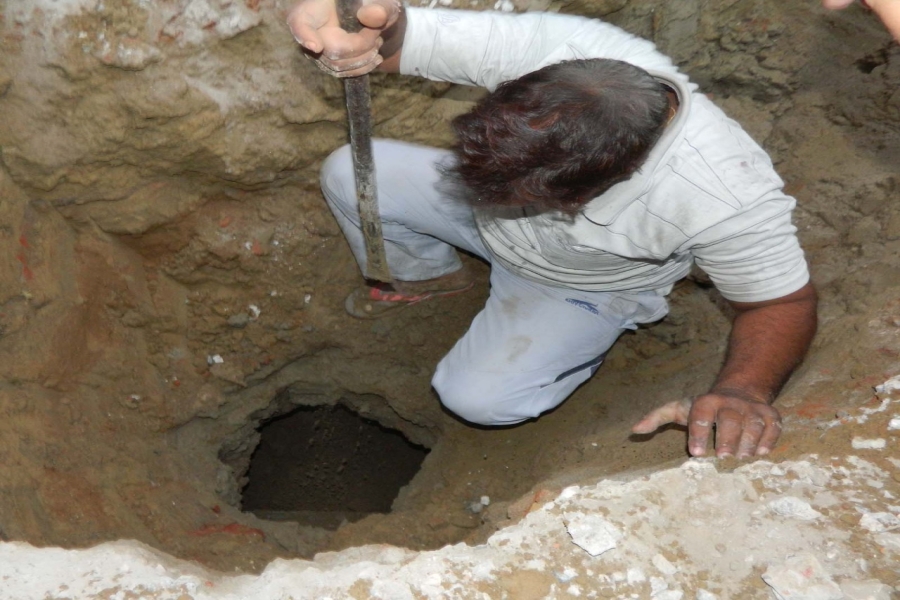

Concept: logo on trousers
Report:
left=565, top=298, right=599, bottom=315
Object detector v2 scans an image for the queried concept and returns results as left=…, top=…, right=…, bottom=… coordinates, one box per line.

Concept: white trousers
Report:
left=321, top=139, right=669, bottom=426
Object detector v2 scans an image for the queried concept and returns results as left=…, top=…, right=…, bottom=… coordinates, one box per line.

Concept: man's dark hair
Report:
left=446, top=58, right=671, bottom=212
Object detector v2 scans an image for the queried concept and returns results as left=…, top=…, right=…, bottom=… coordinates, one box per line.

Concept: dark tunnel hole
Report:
left=241, top=404, right=430, bottom=529
left=855, top=48, right=889, bottom=74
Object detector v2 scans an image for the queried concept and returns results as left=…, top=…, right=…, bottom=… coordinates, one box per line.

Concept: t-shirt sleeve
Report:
left=399, top=7, right=688, bottom=91
left=689, top=191, right=810, bottom=303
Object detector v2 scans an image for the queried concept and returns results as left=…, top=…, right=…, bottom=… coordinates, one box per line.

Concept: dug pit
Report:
left=241, top=404, right=430, bottom=528
left=1, top=0, right=899, bottom=596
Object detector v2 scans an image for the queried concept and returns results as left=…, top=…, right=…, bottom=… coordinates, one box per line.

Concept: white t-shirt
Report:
left=399, top=8, right=810, bottom=303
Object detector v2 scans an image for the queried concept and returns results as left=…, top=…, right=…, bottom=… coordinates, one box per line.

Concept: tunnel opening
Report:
left=240, top=404, right=430, bottom=529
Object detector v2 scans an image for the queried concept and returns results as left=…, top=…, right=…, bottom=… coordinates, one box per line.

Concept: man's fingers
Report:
left=289, top=19, right=325, bottom=53
left=712, top=408, right=744, bottom=458
left=286, top=1, right=332, bottom=53
left=317, top=27, right=382, bottom=59
left=358, top=1, right=397, bottom=29
left=755, top=416, right=782, bottom=456
left=687, top=399, right=717, bottom=457
left=631, top=400, right=690, bottom=434
left=313, top=54, right=384, bottom=79
left=736, top=416, right=766, bottom=459
left=287, top=0, right=397, bottom=62
left=636, top=394, right=784, bottom=460
left=822, top=0, right=856, bottom=9
left=320, top=41, right=382, bottom=67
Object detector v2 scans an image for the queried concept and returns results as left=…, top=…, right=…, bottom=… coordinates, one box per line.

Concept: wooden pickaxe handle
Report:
left=336, top=0, right=392, bottom=283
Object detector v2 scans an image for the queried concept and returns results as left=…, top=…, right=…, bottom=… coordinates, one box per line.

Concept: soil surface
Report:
left=0, top=0, right=899, bottom=596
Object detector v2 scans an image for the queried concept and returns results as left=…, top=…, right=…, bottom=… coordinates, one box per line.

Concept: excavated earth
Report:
left=0, top=0, right=899, bottom=597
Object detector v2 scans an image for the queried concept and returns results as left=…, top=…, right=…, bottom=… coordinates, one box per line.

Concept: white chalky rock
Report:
left=696, top=590, right=718, bottom=600
left=627, top=567, right=647, bottom=584
left=768, top=496, right=822, bottom=520
left=852, top=437, right=886, bottom=450
left=655, top=591, right=683, bottom=600
left=652, top=554, right=679, bottom=576
left=874, top=532, right=900, bottom=552
left=650, top=576, right=668, bottom=595
left=888, top=417, right=900, bottom=431
left=564, top=512, right=622, bottom=556
left=840, top=579, right=894, bottom=600
left=762, top=553, right=842, bottom=600
left=371, top=579, right=415, bottom=599
left=875, top=375, right=900, bottom=394
left=859, top=512, right=900, bottom=533
left=558, top=486, right=579, bottom=501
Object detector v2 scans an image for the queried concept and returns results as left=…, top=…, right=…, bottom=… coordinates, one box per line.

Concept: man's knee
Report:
left=320, top=144, right=355, bottom=207
left=432, top=363, right=526, bottom=426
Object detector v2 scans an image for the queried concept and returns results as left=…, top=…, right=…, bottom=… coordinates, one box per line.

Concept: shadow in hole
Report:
left=241, top=404, right=430, bottom=529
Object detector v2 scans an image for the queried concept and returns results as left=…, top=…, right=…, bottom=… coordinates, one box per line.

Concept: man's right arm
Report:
left=287, top=0, right=406, bottom=77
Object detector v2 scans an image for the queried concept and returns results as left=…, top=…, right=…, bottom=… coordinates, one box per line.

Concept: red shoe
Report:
left=344, top=279, right=474, bottom=319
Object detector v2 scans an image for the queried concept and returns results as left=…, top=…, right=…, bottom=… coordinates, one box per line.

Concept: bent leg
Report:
left=433, top=265, right=668, bottom=426
left=321, top=139, right=488, bottom=281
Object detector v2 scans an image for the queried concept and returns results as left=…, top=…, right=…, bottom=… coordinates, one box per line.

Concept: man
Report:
left=823, top=0, right=900, bottom=39
left=288, top=0, right=818, bottom=460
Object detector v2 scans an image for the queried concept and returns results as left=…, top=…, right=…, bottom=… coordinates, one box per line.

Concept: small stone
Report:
left=840, top=579, right=893, bottom=600
left=696, top=590, right=718, bottom=600
left=652, top=554, right=679, bottom=576
left=650, top=576, right=668, bottom=595
left=874, top=532, right=900, bottom=552
left=888, top=417, right=900, bottom=431
left=227, top=313, right=250, bottom=328
left=859, top=512, right=900, bottom=533
left=852, top=437, right=886, bottom=450
left=565, top=512, right=622, bottom=557
left=769, top=496, right=822, bottom=520
left=762, top=553, right=842, bottom=600
left=840, top=513, right=860, bottom=525
left=875, top=375, right=900, bottom=394
left=626, top=567, right=646, bottom=584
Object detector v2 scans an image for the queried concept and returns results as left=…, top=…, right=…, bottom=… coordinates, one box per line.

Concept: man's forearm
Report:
left=376, top=4, right=406, bottom=73
left=711, top=282, right=818, bottom=404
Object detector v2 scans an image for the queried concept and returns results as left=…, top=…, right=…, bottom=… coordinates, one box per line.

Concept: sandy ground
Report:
left=2, top=386, right=899, bottom=598
left=1, top=0, right=899, bottom=596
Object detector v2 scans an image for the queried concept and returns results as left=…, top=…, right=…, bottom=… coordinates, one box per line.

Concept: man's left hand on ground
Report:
left=632, top=393, right=782, bottom=459
left=631, top=282, right=816, bottom=460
